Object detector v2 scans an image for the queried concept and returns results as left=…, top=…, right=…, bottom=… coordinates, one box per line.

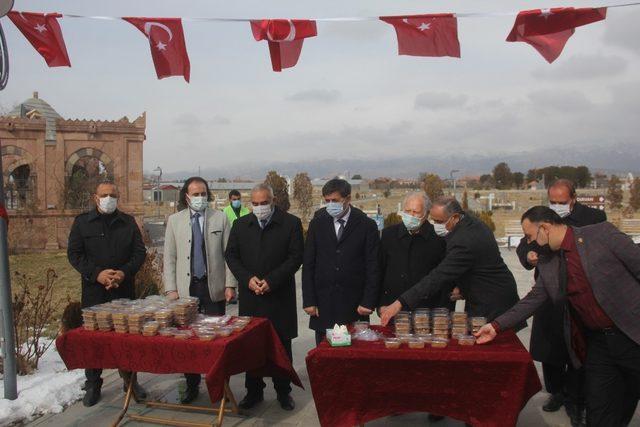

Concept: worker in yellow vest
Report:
left=223, top=190, right=250, bottom=225
left=223, top=189, right=250, bottom=305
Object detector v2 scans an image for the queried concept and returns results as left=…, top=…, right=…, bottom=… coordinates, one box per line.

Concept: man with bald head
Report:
left=378, top=192, right=453, bottom=313
left=380, top=196, right=520, bottom=328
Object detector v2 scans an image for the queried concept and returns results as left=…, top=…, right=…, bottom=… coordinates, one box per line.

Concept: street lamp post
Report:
left=450, top=169, right=460, bottom=196
left=153, top=166, right=162, bottom=218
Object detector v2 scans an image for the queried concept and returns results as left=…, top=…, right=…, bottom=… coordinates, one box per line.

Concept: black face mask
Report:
left=536, top=244, right=553, bottom=257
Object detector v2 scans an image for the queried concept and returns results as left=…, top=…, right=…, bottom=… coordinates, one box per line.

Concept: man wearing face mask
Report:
left=225, top=183, right=304, bottom=411
left=302, top=178, right=380, bottom=345
left=164, top=177, right=237, bottom=404
left=378, top=192, right=453, bottom=312
left=516, top=179, right=606, bottom=422
left=223, top=189, right=250, bottom=225
left=67, top=181, right=147, bottom=407
left=380, top=196, right=520, bottom=328
left=476, top=206, right=640, bottom=427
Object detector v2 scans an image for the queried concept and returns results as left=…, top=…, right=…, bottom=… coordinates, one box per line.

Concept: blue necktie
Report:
left=192, top=213, right=206, bottom=279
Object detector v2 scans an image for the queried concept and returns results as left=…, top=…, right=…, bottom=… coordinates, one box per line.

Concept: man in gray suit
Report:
left=476, top=206, right=640, bottom=427
left=163, top=176, right=237, bottom=404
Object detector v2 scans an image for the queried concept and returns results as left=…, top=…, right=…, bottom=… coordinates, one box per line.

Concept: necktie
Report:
left=337, top=219, right=345, bottom=241
left=192, top=213, right=206, bottom=279
left=260, top=219, right=268, bottom=229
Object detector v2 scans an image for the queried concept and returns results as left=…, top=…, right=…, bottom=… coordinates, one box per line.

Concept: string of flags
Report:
left=3, top=3, right=639, bottom=82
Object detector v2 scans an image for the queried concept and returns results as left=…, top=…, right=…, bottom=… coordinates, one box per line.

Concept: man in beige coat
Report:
left=163, top=176, right=237, bottom=403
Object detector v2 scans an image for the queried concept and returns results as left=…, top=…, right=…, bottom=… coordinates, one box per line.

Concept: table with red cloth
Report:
left=56, top=317, right=302, bottom=406
left=306, top=329, right=541, bottom=427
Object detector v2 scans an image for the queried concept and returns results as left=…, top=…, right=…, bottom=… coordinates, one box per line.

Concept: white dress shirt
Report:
left=333, top=206, right=351, bottom=236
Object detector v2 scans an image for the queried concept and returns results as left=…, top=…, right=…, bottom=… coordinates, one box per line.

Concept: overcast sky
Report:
left=2, top=0, right=639, bottom=177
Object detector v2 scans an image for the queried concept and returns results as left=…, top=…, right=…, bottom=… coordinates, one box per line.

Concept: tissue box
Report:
left=326, top=328, right=352, bottom=347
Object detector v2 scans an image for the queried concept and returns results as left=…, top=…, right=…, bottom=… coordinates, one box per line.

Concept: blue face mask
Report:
left=231, top=200, right=242, bottom=209
left=326, top=201, right=346, bottom=218
left=400, top=211, right=422, bottom=232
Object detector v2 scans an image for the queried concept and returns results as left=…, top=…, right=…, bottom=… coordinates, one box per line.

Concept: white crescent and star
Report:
left=266, top=19, right=296, bottom=42
left=540, top=8, right=554, bottom=19
left=34, top=23, right=47, bottom=33
left=402, top=18, right=432, bottom=31
left=143, top=22, right=174, bottom=51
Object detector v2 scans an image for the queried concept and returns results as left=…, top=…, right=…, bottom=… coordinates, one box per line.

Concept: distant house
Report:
left=311, top=178, right=369, bottom=192
left=143, top=184, right=180, bottom=203
left=527, top=180, right=539, bottom=191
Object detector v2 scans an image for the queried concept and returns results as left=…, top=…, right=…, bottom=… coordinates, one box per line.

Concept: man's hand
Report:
left=224, top=287, right=236, bottom=302
left=474, top=323, right=497, bottom=344
left=165, top=291, right=179, bottom=300
left=526, top=251, right=539, bottom=267
left=304, top=306, right=319, bottom=317
left=377, top=305, right=387, bottom=317
left=357, top=305, right=373, bottom=316
left=97, top=269, right=118, bottom=289
left=248, top=276, right=262, bottom=294
left=112, top=270, right=125, bottom=284
left=257, top=279, right=271, bottom=295
left=380, top=300, right=403, bottom=326
left=450, top=287, right=463, bottom=301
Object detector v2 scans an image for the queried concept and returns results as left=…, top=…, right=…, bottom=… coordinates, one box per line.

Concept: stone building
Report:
left=0, top=92, right=145, bottom=251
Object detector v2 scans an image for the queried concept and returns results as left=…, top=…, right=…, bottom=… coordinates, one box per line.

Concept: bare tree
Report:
left=265, top=170, right=290, bottom=212
left=292, top=172, right=314, bottom=223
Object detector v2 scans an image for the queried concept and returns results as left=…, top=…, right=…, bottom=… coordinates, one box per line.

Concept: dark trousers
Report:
left=185, top=276, right=225, bottom=389
left=542, top=362, right=585, bottom=406
left=85, top=368, right=133, bottom=388
left=315, top=330, right=325, bottom=346
left=585, top=329, right=640, bottom=427
left=245, top=333, right=293, bottom=397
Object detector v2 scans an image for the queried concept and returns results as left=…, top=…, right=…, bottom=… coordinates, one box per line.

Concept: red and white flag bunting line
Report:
left=3, top=2, right=640, bottom=81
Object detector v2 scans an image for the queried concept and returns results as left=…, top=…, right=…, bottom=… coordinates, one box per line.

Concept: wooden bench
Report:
left=504, top=219, right=524, bottom=249
left=620, top=219, right=640, bottom=243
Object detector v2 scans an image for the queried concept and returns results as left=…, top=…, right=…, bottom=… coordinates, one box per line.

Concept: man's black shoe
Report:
left=566, top=403, right=586, bottom=427
left=181, top=386, right=199, bottom=404
left=542, top=393, right=565, bottom=412
left=277, top=394, right=295, bottom=411
left=82, top=380, right=103, bottom=407
left=238, top=393, right=264, bottom=410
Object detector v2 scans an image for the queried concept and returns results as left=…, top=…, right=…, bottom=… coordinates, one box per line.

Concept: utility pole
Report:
left=450, top=169, right=460, bottom=196
left=153, top=166, right=162, bottom=218
left=0, top=138, right=17, bottom=400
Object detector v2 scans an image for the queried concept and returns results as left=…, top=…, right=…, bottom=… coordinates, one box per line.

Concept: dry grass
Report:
left=9, top=250, right=81, bottom=322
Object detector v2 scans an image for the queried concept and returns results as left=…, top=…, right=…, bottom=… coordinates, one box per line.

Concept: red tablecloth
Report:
left=306, top=329, right=541, bottom=427
left=56, top=317, right=302, bottom=403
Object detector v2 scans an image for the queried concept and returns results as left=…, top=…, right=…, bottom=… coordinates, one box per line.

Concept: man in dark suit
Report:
left=516, top=179, right=606, bottom=421
left=380, top=197, right=520, bottom=327
left=378, top=192, right=453, bottom=311
left=67, top=181, right=147, bottom=407
left=302, top=178, right=380, bottom=345
left=225, top=183, right=304, bottom=411
left=477, top=206, right=640, bottom=427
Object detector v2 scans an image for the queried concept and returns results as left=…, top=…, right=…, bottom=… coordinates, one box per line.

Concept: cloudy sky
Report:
left=2, top=0, right=640, bottom=177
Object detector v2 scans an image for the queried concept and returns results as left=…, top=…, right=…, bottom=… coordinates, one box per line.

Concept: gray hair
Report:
left=252, top=183, right=274, bottom=200
left=433, top=196, right=463, bottom=216
left=403, top=192, right=432, bottom=214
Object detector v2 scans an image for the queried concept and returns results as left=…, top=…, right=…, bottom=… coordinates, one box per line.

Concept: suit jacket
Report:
left=302, top=206, right=380, bottom=331
left=496, top=222, right=640, bottom=368
left=68, top=209, right=146, bottom=308
left=163, top=207, right=237, bottom=302
left=515, top=202, right=607, bottom=364
left=378, top=222, right=453, bottom=309
left=224, top=207, right=304, bottom=339
left=399, top=214, right=521, bottom=323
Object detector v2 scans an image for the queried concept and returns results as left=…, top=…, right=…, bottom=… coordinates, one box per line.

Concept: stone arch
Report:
left=65, top=148, right=114, bottom=177
left=1, top=145, right=36, bottom=210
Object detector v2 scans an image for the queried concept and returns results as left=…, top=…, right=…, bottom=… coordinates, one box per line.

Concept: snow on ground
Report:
left=0, top=340, right=84, bottom=426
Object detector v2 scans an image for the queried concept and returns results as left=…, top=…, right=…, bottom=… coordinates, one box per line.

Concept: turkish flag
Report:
left=250, top=20, right=317, bottom=71
left=7, top=11, right=71, bottom=67
left=380, top=14, right=460, bottom=58
left=506, top=7, right=607, bottom=63
left=123, top=17, right=191, bottom=82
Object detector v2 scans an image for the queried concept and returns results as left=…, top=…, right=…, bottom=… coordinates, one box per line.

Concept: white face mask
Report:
left=98, top=196, right=117, bottom=214
left=549, top=203, right=571, bottom=218
left=188, top=195, right=208, bottom=212
left=253, top=204, right=273, bottom=221
left=433, top=223, right=449, bottom=237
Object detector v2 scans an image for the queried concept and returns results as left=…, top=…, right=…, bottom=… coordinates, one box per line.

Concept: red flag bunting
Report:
left=380, top=14, right=461, bottom=58
left=123, top=17, right=191, bottom=82
left=506, top=7, right=607, bottom=63
left=250, top=20, right=317, bottom=72
left=7, top=11, right=71, bottom=67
